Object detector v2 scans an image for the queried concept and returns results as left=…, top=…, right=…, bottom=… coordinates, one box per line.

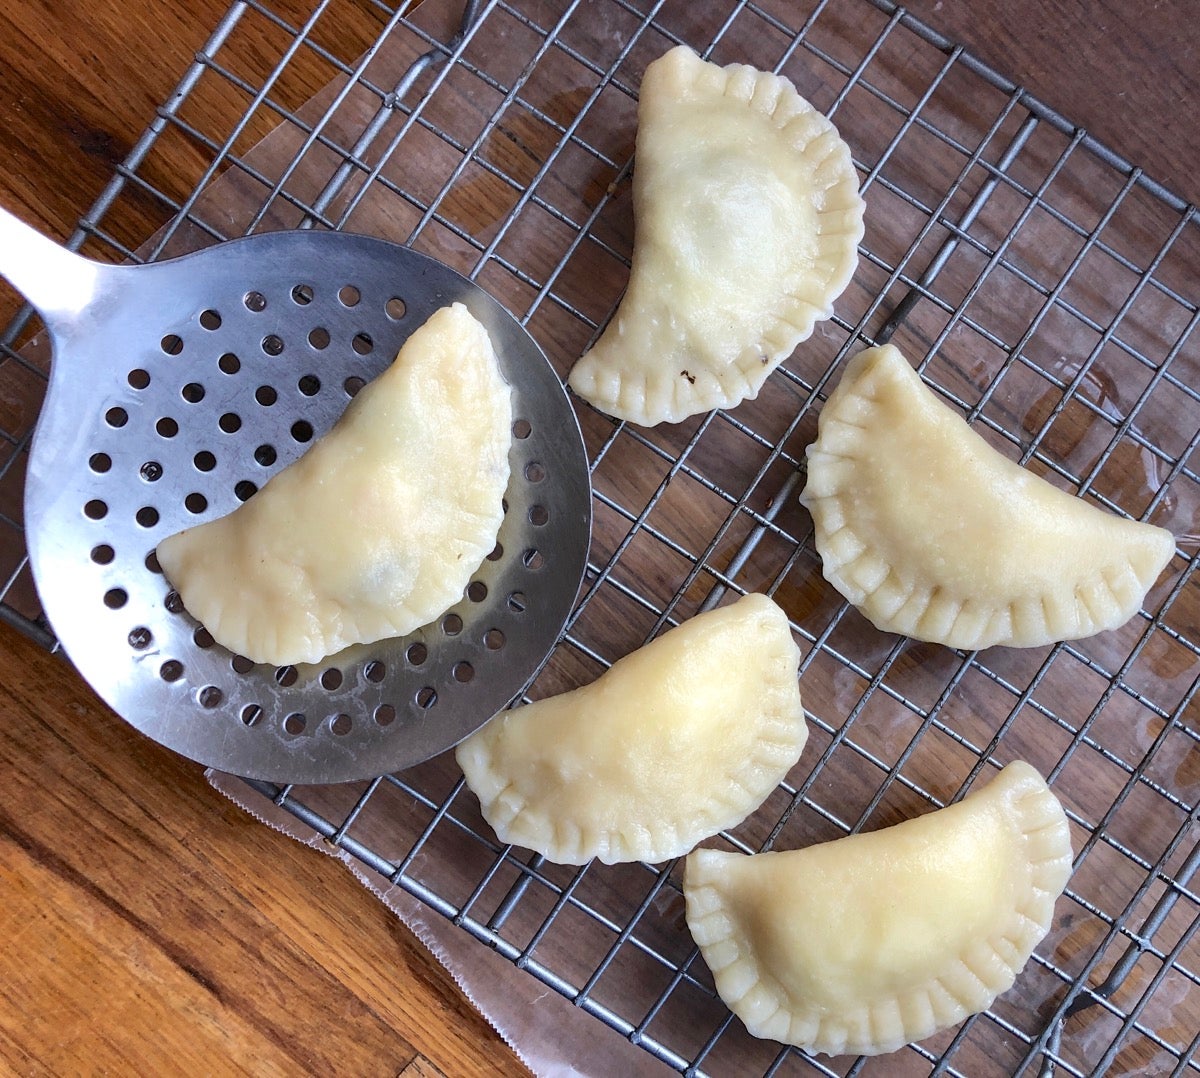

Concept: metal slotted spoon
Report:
left=1, top=208, right=591, bottom=784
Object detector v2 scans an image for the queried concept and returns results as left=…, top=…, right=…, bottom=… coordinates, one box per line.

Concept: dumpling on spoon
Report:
left=456, top=592, right=807, bottom=865
left=157, top=302, right=512, bottom=666
left=568, top=45, right=864, bottom=426
left=801, top=343, right=1175, bottom=649
left=684, top=761, right=1073, bottom=1057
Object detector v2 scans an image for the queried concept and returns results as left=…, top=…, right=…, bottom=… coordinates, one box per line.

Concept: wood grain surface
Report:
left=0, top=1, right=1196, bottom=1075
left=902, top=0, right=1200, bottom=205
left=0, top=620, right=515, bottom=1075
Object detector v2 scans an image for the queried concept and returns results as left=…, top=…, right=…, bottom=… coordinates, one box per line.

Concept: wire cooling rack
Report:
left=1, top=0, right=1198, bottom=1074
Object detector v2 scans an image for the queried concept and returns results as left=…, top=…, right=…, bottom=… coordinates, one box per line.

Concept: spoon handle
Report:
left=0, top=206, right=100, bottom=330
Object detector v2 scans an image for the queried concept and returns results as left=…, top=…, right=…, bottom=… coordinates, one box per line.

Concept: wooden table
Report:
left=0, top=1, right=1195, bottom=1074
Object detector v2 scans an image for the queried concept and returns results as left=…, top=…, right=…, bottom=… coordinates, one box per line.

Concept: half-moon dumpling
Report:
left=455, top=592, right=807, bottom=865
left=684, top=761, right=1072, bottom=1057
left=157, top=302, right=512, bottom=666
left=800, top=343, right=1175, bottom=649
left=568, top=45, right=864, bottom=426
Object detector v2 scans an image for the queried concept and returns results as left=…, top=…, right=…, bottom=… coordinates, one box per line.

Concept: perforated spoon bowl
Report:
left=1, top=209, right=591, bottom=784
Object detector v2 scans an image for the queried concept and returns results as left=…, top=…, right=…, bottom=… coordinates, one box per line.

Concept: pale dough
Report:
left=684, top=761, right=1073, bottom=1056
left=801, top=343, right=1175, bottom=648
left=157, top=302, right=512, bottom=666
left=568, top=45, right=864, bottom=426
left=456, top=592, right=807, bottom=865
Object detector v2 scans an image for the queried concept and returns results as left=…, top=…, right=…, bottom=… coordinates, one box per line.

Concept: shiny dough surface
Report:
left=685, top=761, right=1073, bottom=1056
left=801, top=343, right=1175, bottom=649
left=456, top=593, right=807, bottom=865
left=157, top=302, right=512, bottom=666
left=568, top=45, right=864, bottom=426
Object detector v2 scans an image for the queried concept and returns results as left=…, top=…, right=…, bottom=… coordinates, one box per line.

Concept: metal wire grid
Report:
left=1, top=0, right=1198, bottom=1074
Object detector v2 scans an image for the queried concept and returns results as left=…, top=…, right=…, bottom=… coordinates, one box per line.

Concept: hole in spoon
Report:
left=364, top=660, right=386, bottom=683
left=320, top=668, right=343, bottom=691
left=160, top=659, right=184, bottom=682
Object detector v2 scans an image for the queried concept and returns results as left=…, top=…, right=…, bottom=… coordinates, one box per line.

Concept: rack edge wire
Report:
left=0, top=1, right=1195, bottom=1075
